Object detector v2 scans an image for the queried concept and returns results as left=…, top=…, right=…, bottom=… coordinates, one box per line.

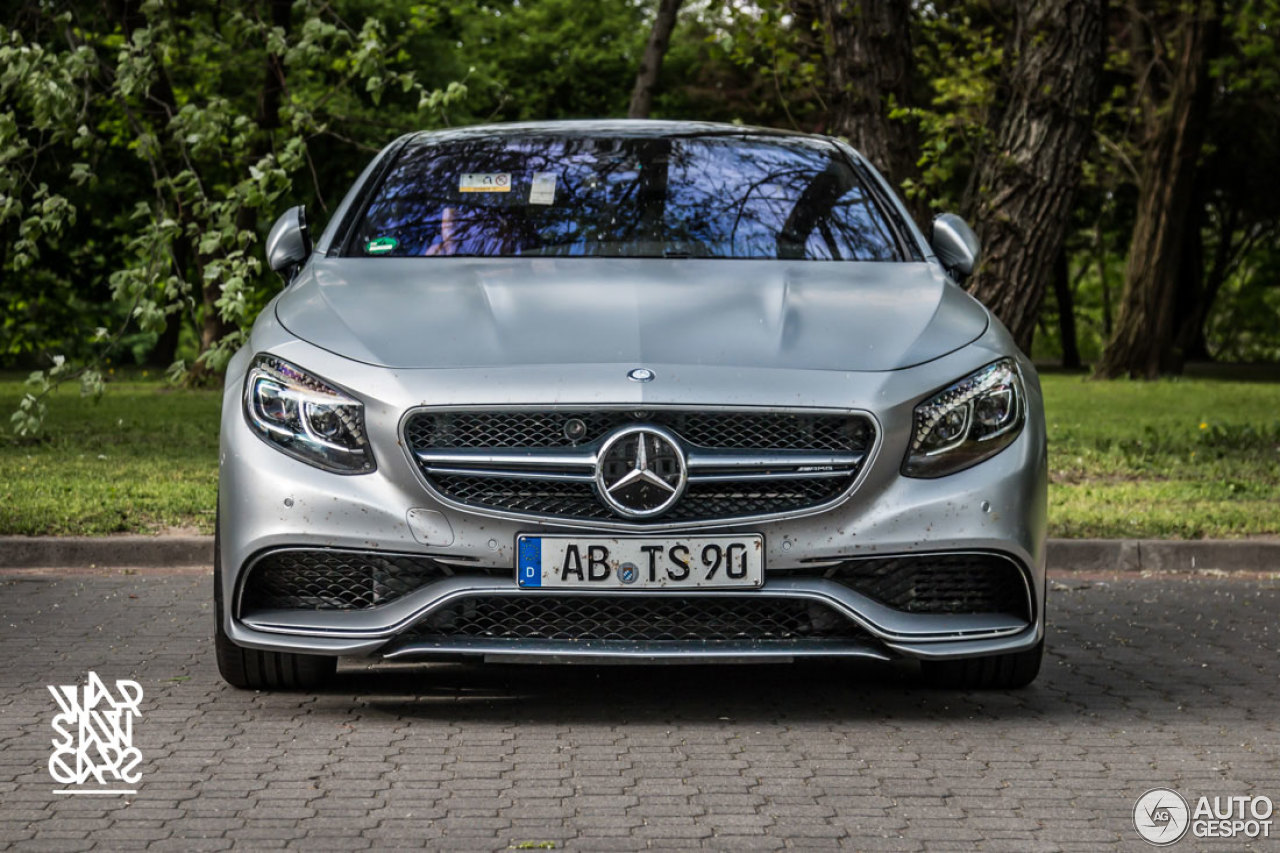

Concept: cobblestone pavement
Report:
left=1, top=568, right=1277, bottom=851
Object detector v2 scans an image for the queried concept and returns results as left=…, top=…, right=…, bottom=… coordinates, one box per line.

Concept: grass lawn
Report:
left=0, top=375, right=221, bottom=536
left=1042, top=372, right=1280, bottom=538
left=1, top=371, right=1278, bottom=538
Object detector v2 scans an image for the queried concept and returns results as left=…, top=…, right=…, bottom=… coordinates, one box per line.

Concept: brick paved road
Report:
left=1, top=568, right=1277, bottom=851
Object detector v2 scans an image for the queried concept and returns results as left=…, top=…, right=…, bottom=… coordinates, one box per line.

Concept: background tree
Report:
left=4, top=0, right=1280, bottom=440
left=1173, top=1, right=1280, bottom=365
left=962, top=0, right=1107, bottom=353
left=1, top=0, right=466, bottom=433
left=815, top=0, right=924, bottom=221
left=1096, top=0, right=1223, bottom=378
left=629, top=0, right=685, bottom=118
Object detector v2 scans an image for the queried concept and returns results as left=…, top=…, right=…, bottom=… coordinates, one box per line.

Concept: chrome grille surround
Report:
left=401, top=406, right=879, bottom=529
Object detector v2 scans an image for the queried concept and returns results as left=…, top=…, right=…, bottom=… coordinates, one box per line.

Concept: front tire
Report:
left=215, top=624, right=337, bottom=690
left=213, top=514, right=336, bottom=691
left=920, top=640, right=1043, bottom=689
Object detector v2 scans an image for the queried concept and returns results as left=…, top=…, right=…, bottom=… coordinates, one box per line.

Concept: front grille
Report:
left=239, top=549, right=456, bottom=612
left=405, top=408, right=875, bottom=524
left=405, top=410, right=870, bottom=452
left=406, top=595, right=870, bottom=643
left=790, top=553, right=1031, bottom=619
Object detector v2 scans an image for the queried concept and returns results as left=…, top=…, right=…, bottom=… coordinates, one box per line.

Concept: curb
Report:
left=1046, top=538, right=1278, bottom=573
left=0, top=536, right=213, bottom=570
left=1, top=535, right=1277, bottom=572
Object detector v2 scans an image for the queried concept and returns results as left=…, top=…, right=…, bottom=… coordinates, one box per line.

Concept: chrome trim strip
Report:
left=381, top=638, right=894, bottom=663
left=883, top=624, right=1041, bottom=661
left=685, top=449, right=865, bottom=470
left=416, top=449, right=598, bottom=469
left=415, top=448, right=864, bottom=475
left=421, top=466, right=596, bottom=483
left=686, top=470, right=855, bottom=483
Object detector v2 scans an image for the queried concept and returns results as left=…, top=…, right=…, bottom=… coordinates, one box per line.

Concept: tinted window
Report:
left=347, top=134, right=902, bottom=261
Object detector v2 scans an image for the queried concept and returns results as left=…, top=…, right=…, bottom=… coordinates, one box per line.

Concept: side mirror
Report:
left=931, top=213, right=981, bottom=280
left=265, top=205, right=311, bottom=281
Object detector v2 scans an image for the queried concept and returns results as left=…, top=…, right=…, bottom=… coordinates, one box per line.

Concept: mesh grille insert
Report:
left=240, top=550, right=455, bottom=612
left=406, top=410, right=872, bottom=452
left=791, top=553, right=1031, bottom=619
left=407, top=595, right=870, bottom=643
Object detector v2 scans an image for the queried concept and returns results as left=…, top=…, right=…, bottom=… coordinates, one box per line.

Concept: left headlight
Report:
left=243, top=354, right=375, bottom=474
left=903, top=358, right=1025, bottom=478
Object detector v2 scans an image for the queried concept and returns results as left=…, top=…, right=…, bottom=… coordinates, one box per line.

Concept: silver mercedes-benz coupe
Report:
left=216, top=120, right=1047, bottom=691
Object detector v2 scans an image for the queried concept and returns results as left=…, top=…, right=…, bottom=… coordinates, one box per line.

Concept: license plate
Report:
left=516, top=535, right=764, bottom=589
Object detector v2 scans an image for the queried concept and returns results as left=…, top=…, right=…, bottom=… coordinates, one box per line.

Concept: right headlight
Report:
left=903, top=358, right=1025, bottom=478
left=243, top=354, right=375, bottom=474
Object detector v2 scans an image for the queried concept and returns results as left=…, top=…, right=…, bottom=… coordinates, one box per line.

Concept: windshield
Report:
left=346, top=134, right=904, bottom=261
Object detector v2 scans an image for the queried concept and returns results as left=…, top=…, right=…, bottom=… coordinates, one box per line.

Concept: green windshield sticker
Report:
left=365, top=237, right=398, bottom=255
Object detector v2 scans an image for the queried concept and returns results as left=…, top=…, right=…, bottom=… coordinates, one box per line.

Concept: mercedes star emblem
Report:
left=595, top=426, right=687, bottom=518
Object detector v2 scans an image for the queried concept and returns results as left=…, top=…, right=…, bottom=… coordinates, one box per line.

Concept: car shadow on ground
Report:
left=221, top=576, right=1277, bottom=726
left=292, top=583, right=1277, bottom=727
left=314, top=656, right=1057, bottom=725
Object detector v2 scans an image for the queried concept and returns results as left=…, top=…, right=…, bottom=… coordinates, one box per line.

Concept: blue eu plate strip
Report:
left=518, top=537, right=541, bottom=587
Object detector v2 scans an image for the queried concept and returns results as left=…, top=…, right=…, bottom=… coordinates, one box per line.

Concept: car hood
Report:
left=275, top=257, right=988, bottom=372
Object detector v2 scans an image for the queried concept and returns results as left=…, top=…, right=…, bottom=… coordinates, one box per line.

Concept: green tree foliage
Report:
left=3, top=0, right=1280, bottom=441
left=433, top=0, right=647, bottom=121
left=1, top=0, right=467, bottom=435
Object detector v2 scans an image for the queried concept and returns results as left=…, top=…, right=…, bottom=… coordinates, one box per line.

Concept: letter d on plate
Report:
left=518, top=537, right=542, bottom=587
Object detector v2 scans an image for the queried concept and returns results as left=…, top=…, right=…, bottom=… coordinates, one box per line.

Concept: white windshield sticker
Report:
left=459, top=173, right=511, bottom=193
left=529, top=172, right=557, bottom=205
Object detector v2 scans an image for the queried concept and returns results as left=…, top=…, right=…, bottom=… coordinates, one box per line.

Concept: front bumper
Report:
left=217, top=331, right=1047, bottom=665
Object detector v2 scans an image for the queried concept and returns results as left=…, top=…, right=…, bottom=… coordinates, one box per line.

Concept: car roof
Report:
left=406, top=119, right=837, bottom=147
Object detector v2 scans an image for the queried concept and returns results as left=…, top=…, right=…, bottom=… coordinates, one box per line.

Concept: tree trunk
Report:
left=1052, top=249, right=1082, bottom=369
left=628, top=0, right=683, bottom=118
left=192, top=0, right=292, bottom=382
left=962, top=0, right=1106, bottom=354
left=1094, top=222, right=1112, bottom=337
left=1169, top=184, right=1207, bottom=369
left=113, top=0, right=194, bottom=373
left=816, top=0, right=924, bottom=223
left=1176, top=202, right=1237, bottom=363
left=1094, top=0, right=1221, bottom=379
left=148, top=312, right=182, bottom=368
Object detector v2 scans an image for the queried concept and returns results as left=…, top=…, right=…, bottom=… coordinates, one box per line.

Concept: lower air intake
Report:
left=239, top=549, right=454, bottom=612
left=792, top=553, right=1032, bottom=619
left=406, top=594, right=869, bottom=643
